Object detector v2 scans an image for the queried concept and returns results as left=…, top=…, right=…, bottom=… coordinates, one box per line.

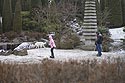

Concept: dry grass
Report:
left=0, top=58, right=125, bottom=83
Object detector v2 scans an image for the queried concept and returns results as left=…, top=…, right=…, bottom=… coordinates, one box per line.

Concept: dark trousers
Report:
left=96, top=44, right=102, bottom=56
left=51, top=47, right=54, bottom=57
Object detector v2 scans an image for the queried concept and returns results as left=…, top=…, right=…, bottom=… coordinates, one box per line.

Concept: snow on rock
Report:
left=14, top=42, right=35, bottom=51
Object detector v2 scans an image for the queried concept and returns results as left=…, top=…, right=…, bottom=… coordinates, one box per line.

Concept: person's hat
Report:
left=49, top=32, right=55, bottom=36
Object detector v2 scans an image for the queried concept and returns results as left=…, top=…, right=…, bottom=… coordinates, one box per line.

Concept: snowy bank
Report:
left=109, top=27, right=125, bottom=40
left=109, top=27, right=125, bottom=52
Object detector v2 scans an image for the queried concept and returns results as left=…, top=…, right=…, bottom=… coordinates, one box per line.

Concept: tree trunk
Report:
left=13, top=0, right=22, bottom=33
left=2, top=0, right=12, bottom=32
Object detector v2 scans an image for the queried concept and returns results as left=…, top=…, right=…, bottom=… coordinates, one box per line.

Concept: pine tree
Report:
left=21, top=0, right=31, bottom=11
left=121, top=0, right=125, bottom=25
left=11, top=0, right=17, bottom=13
left=41, top=0, right=49, bottom=7
left=101, top=0, right=123, bottom=27
left=0, top=0, right=3, bottom=15
left=0, top=18, right=2, bottom=33
left=2, top=0, right=12, bottom=32
left=13, top=0, right=22, bottom=33
left=109, top=0, right=123, bottom=27
left=30, top=0, right=42, bottom=23
left=100, top=0, right=105, bottom=11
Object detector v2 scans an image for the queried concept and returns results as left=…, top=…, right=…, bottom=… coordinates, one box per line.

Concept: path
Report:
left=0, top=48, right=124, bottom=64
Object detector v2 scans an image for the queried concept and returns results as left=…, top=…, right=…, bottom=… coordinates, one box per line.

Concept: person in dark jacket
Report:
left=95, top=32, right=103, bottom=56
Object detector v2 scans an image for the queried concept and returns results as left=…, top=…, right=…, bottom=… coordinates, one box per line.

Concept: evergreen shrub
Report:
left=98, top=26, right=111, bottom=52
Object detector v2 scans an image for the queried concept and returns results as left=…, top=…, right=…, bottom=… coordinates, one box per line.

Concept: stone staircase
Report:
left=79, top=0, right=97, bottom=50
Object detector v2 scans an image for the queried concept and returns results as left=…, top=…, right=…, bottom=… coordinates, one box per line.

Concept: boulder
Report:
left=0, top=50, right=13, bottom=56
left=13, top=50, right=28, bottom=56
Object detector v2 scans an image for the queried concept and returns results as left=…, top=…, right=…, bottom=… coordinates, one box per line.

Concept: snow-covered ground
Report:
left=0, top=27, right=125, bottom=64
left=109, top=27, right=125, bottom=40
left=109, top=27, right=125, bottom=53
left=0, top=48, right=124, bottom=64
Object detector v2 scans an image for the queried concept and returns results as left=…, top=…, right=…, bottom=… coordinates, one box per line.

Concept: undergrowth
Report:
left=0, top=58, right=125, bottom=83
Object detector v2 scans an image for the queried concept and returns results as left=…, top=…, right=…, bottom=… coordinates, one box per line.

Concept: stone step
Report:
left=82, top=28, right=97, bottom=32
left=84, top=16, right=97, bottom=19
left=85, top=4, right=96, bottom=7
left=84, top=10, right=96, bottom=13
left=83, top=33, right=96, bottom=36
left=85, top=7, right=96, bottom=10
left=84, top=40, right=96, bottom=45
left=84, top=15, right=97, bottom=17
left=84, top=13, right=96, bottom=15
left=83, top=24, right=97, bottom=27
left=85, top=2, right=96, bottom=5
left=83, top=21, right=97, bottom=23
left=82, top=26, right=97, bottom=28
left=83, top=25, right=97, bottom=27
left=79, top=35, right=85, bottom=38
left=84, top=18, right=97, bottom=20
left=79, top=36, right=85, bottom=42
left=84, top=21, right=97, bottom=23
left=85, top=1, right=96, bottom=4
left=83, top=22, right=97, bottom=25
left=84, top=36, right=97, bottom=40
left=84, top=19, right=97, bottom=22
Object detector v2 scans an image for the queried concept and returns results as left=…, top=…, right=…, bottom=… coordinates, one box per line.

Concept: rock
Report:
left=5, top=50, right=13, bottom=56
left=12, top=38, right=22, bottom=43
left=29, top=38, right=36, bottom=42
left=13, top=50, right=28, bottom=56
left=0, top=50, right=13, bottom=56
